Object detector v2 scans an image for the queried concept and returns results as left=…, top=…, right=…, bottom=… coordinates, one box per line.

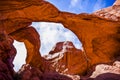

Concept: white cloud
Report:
left=93, top=0, right=106, bottom=11
left=70, top=0, right=79, bottom=7
left=32, top=22, right=82, bottom=56
left=13, top=40, right=27, bottom=71
left=69, top=0, right=92, bottom=13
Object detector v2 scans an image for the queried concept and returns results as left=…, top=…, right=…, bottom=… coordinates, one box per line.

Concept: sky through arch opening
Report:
left=32, top=22, right=82, bottom=56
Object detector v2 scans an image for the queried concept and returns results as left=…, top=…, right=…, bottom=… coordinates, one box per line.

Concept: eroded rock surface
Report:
left=44, top=41, right=87, bottom=75
left=90, top=61, right=120, bottom=78
left=93, top=0, right=120, bottom=21
left=16, top=64, right=72, bottom=80
left=0, top=31, right=16, bottom=80
left=81, top=60, right=120, bottom=80
left=10, top=26, right=43, bottom=68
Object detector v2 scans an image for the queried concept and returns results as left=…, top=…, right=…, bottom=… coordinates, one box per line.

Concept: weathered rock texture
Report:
left=94, top=0, right=120, bottom=21
left=44, top=41, right=87, bottom=75
left=90, top=61, right=120, bottom=78
left=80, top=60, right=120, bottom=80
left=0, top=31, right=16, bottom=80
left=16, top=64, right=72, bottom=80
left=114, top=0, right=120, bottom=5
left=10, top=26, right=43, bottom=68
left=0, top=0, right=120, bottom=80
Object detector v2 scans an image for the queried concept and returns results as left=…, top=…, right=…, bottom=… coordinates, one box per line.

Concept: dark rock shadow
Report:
left=95, top=73, right=120, bottom=80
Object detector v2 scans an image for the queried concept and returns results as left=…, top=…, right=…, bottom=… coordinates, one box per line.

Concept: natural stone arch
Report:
left=10, top=26, right=43, bottom=68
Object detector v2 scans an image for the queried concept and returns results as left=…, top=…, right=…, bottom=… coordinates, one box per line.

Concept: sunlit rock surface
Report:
left=0, top=0, right=120, bottom=80
left=93, top=0, right=120, bottom=21
left=90, top=61, right=120, bottom=78
left=113, top=0, right=120, bottom=5
left=44, top=41, right=87, bottom=75
left=81, top=60, right=120, bottom=80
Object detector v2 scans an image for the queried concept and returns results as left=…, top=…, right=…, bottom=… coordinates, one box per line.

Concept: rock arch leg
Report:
left=9, top=26, right=42, bottom=67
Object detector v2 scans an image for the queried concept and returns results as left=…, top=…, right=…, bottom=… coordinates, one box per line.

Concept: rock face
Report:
left=0, top=31, right=16, bottom=80
left=0, top=0, right=120, bottom=80
left=45, top=41, right=120, bottom=80
left=44, top=41, right=87, bottom=75
left=81, top=61, right=120, bottom=80
left=15, top=64, right=72, bottom=80
left=113, top=0, right=120, bottom=5
left=90, top=61, right=120, bottom=78
left=94, top=0, right=120, bottom=21
left=10, top=26, right=43, bottom=68
left=94, top=73, right=120, bottom=80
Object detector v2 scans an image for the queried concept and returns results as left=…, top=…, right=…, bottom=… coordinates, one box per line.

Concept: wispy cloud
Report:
left=69, top=0, right=95, bottom=13
left=32, top=22, right=82, bottom=56
left=93, top=0, right=106, bottom=12
left=70, top=0, right=79, bottom=7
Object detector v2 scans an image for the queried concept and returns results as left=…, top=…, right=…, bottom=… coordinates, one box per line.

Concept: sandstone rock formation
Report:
left=80, top=60, right=120, bottom=80
left=114, top=0, right=120, bottom=5
left=0, top=31, right=16, bottom=80
left=0, top=0, right=120, bottom=80
left=94, top=0, right=120, bottom=21
left=16, top=64, right=72, bottom=80
left=90, top=61, right=120, bottom=78
left=44, top=41, right=120, bottom=79
left=44, top=41, right=87, bottom=75
left=10, top=26, right=44, bottom=68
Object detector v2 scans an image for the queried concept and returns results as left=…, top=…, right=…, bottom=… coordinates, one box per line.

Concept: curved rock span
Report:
left=0, top=0, right=120, bottom=80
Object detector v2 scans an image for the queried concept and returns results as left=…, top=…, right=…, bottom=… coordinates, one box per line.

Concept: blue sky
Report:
left=13, top=0, right=115, bottom=71
left=47, top=0, right=115, bottom=13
